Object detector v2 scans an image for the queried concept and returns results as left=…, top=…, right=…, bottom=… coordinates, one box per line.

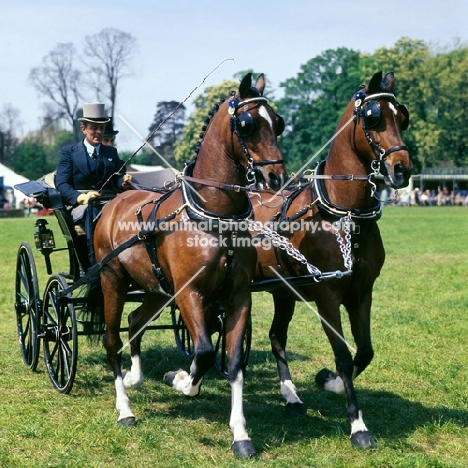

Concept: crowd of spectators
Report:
left=380, top=187, right=468, bottom=206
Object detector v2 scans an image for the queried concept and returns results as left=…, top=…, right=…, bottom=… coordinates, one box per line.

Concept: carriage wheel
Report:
left=171, top=304, right=252, bottom=377
left=42, top=274, right=78, bottom=394
left=15, top=242, right=41, bottom=370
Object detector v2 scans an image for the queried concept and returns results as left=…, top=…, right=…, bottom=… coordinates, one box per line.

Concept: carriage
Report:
left=14, top=169, right=254, bottom=394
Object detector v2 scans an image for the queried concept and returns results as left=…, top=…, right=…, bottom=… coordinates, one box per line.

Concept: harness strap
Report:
left=299, top=173, right=369, bottom=181
left=181, top=174, right=250, bottom=193
left=57, top=232, right=149, bottom=297
left=312, top=161, right=382, bottom=221
left=136, top=193, right=177, bottom=296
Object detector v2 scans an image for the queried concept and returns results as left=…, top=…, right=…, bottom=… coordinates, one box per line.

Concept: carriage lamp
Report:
left=34, top=218, right=55, bottom=274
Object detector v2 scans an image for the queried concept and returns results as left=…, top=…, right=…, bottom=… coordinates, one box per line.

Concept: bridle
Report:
left=353, top=91, right=409, bottom=178
left=299, top=90, right=410, bottom=220
left=228, top=96, right=285, bottom=184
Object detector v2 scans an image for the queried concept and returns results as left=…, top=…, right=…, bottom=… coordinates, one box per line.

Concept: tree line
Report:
left=1, top=34, right=467, bottom=180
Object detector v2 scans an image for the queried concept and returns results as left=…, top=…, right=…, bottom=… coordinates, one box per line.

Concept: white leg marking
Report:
left=123, top=355, right=144, bottom=389
left=324, top=374, right=345, bottom=394
left=350, top=410, right=368, bottom=435
left=280, top=380, right=303, bottom=405
left=230, top=370, right=250, bottom=443
left=115, top=375, right=135, bottom=421
left=172, top=370, right=201, bottom=397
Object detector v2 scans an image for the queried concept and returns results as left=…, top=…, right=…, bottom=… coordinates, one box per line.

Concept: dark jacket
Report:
left=56, top=141, right=126, bottom=206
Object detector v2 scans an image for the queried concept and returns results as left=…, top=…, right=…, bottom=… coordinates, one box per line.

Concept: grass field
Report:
left=0, top=207, right=467, bottom=467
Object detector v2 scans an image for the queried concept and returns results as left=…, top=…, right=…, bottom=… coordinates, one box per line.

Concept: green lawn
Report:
left=0, top=207, right=467, bottom=467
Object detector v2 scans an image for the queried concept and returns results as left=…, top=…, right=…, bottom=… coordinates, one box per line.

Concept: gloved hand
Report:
left=77, top=191, right=100, bottom=205
left=122, top=173, right=133, bottom=189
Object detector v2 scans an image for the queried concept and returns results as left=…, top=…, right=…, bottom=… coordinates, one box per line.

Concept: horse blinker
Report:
left=236, top=111, right=256, bottom=138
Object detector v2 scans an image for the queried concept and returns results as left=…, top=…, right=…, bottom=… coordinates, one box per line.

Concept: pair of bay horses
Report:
left=93, top=71, right=412, bottom=457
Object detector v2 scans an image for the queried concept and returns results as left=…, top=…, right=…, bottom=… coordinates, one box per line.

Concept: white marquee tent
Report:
left=0, top=162, right=30, bottom=208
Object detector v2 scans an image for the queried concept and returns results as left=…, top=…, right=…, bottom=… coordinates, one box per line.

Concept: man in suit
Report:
left=56, top=102, right=131, bottom=266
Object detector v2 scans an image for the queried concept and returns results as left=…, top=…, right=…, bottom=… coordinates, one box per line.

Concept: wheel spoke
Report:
left=15, top=243, right=40, bottom=370
left=42, top=275, right=77, bottom=393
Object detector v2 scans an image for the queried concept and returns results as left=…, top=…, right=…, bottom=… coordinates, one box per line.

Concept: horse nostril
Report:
left=394, top=163, right=404, bottom=177
left=268, top=173, right=281, bottom=191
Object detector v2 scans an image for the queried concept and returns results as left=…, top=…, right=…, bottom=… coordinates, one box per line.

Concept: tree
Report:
left=173, top=79, right=239, bottom=165
left=360, top=37, right=432, bottom=172
left=7, top=139, right=52, bottom=180
left=146, top=101, right=186, bottom=169
left=83, top=28, right=136, bottom=120
left=29, top=43, right=82, bottom=140
left=278, top=48, right=362, bottom=171
left=0, top=104, right=21, bottom=164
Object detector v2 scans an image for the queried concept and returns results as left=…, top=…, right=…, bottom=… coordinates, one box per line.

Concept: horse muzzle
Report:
left=382, top=159, right=412, bottom=189
left=254, top=166, right=286, bottom=191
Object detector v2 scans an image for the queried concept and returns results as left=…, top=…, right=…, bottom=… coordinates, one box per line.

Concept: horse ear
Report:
left=239, top=73, right=253, bottom=98
left=368, top=71, right=383, bottom=93
left=255, top=73, right=266, bottom=96
left=382, top=72, right=395, bottom=92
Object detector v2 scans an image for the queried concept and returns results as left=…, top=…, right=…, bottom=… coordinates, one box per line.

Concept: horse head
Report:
left=352, top=71, right=412, bottom=189
left=194, top=73, right=287, bottom=191
left=234, top=73, right=287, bottom=190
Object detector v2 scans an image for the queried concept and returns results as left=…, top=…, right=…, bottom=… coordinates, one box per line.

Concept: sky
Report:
left=1, top=0, right=467, bottom=153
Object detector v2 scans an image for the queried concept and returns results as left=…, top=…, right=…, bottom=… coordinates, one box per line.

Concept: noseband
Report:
left=354, top=91, right=409, bottom=176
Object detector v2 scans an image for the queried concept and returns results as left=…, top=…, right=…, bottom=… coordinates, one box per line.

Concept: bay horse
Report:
left=250, top=71, right=412, bottom=448
left=93, top=73, right=286, bottom=458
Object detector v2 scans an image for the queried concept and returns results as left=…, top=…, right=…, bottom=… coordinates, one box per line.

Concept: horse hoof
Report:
left=350, top=431, right=377, bottom=449
left=163, top=370, right=181, bottom=387
left=231, top=440, right=257, bottom=458
left=315, top=368, right=336, bottom=388
left=118, top=416, right=136, bottom=427
left=285, top=402, right=306, bottom=417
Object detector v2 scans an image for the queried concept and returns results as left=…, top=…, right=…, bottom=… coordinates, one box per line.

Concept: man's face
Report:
left=82, top=123, right=105, bottom=146
left=102, top=136, right=115, bottom=146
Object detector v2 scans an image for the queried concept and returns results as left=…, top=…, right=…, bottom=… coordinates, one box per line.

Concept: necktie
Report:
left=91, top=148, right=98, bottom=162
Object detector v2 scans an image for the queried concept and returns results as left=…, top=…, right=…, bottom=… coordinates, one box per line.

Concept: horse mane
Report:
left=190, top=77, right=264, bottom=162
left=190, top=92, right=234, bottom=161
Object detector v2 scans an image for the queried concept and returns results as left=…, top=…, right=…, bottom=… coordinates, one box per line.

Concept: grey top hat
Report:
left=78, top=102, right=110, bottom=123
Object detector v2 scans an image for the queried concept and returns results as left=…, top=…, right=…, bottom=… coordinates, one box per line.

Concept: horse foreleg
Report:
left=345, top=287, right=375, bottom=381
left=224, top=300, right=256, bottom=458
left=270, top=293, right=305, bottom=417
left=315, top=302, right=376, bottom=449
left=163, top=299, right=216, bottom=397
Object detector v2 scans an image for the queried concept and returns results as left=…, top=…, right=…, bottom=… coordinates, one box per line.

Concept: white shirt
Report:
left=83, top=140, right=100, bottom=158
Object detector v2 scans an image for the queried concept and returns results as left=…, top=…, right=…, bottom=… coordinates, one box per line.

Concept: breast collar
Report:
left=311, top=161, right=382, bottom=221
